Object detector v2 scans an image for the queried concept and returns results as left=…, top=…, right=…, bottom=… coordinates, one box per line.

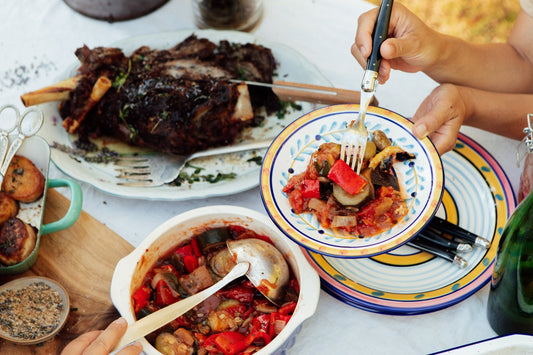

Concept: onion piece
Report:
left=331, top=215, right=357, bottom=228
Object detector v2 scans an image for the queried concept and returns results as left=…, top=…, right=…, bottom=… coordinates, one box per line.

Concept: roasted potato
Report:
left=2, top=155, right=45, bottom=203
left=0, top=192, right=19, bottom=224
left=0, top=217, right=37, bottom=266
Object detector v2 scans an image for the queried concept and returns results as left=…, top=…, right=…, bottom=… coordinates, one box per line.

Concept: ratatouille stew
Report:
left=131, top=225, right=299, bottom=355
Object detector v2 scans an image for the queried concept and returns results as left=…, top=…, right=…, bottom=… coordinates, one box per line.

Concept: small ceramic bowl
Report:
left=0, top=276, right=70, bottom=345
left=260, top=104, right=444, bottom=258
left=0, top=136, right=82, bottom=275
left=110, top=206, right=320, bottom=355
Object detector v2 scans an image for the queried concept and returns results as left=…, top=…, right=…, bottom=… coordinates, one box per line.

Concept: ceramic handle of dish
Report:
left=114, top=262, right=250, bottom=351
left=365, top=0, right=394, bottom=74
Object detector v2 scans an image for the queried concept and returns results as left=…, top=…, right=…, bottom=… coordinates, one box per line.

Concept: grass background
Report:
left=367, top=0, right=520, bottom=43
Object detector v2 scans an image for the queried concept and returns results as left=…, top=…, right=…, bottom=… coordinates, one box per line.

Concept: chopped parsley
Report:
left=172, top=163, right=236, bottom=186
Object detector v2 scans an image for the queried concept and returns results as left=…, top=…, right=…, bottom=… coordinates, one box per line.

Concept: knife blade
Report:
left=230, top=79, right=377, bottom=105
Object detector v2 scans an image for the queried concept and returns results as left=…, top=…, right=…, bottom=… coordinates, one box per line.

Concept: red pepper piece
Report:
left=190, top=237, right=202, bottom=258
left=183, top=255, right=198, bottom=273
left=244, top=331, right=272, bottom=346
left=155, top=279, right=179, bottom=306
left=218, top=284, right=255, bottom=303
left=131, top=285, right=151, bottom=314
left=268, top=312, right=277, bottom=338
left=175, top=244, right=194, bottom=258
left=279, top=301, right=297, bottom=315
left=214, top=331, right=248, bottom=355
left=300, top=179, right=321, bottom=198
left=327, top=159, right=367, bottom=194
left=251, top=314, right=270, bottom=333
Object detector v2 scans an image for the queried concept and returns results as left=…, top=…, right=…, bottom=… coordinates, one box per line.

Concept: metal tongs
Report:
left=517, top=113, right=533, bottom=167
left=0, top=105, right=44, bottom=186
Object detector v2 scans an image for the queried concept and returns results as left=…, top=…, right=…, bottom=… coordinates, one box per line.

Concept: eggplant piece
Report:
left=396, top=151, right=416, bottom=162
left=197, top=228, right=231, bottom=252
left=209, top=247, right=236, bottom=277
left=319, top=181, right=333, bottom=200
left=371, top=169, right=400, bottom=191
left=332, top=169, right=374, bottom=206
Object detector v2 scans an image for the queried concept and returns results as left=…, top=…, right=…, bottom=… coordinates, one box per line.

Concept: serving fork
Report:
left=340, top=0, right=394, bottom=174
left=115, top=138, right=272, bottom=186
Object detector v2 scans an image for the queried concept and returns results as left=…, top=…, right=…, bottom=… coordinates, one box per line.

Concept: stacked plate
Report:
left=260, top=105, right=515, bottom=315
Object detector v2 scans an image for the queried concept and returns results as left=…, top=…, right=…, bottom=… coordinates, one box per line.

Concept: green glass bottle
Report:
left=486, top=114, right=533, bottom=335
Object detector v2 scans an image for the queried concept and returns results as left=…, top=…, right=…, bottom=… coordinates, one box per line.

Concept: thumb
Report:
left=380, top=37, right=414, bottom=61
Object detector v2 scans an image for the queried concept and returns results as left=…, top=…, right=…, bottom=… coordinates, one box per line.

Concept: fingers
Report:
left=354, top=8, right=379, bottom=61
left=82, top=318, right=135, bottom=354
left=60, top=331, right=102, bottom=355
left=411, top=84, right=466, bottom=154
left=60, top=318, right=142, bottom=355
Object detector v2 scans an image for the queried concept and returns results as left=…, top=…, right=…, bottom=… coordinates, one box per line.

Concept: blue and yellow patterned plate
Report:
left=260, top=104, right=444, bottom=257
left=304, top=133, right=516, bottom=314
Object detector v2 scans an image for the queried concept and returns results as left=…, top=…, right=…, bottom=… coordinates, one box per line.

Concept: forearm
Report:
left=427, top=12, right=533, bottom=93
left=461, top=86, right=533, bottom=139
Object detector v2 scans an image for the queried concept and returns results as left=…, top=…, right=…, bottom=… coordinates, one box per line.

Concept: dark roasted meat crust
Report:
left=59, top=35, right=281, bottom=155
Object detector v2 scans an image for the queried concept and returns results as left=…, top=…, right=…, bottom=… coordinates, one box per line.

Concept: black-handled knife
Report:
left=428, top=217, right=491, bottom=249
left=418, top=228, right=473, bottom=253
left=408, top=237, right=467, bottom=269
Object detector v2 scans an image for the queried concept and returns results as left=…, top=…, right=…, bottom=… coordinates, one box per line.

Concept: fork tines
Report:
left=114, top=156, right=152, bottom=181
left=340, top=129, right=367, bottom=173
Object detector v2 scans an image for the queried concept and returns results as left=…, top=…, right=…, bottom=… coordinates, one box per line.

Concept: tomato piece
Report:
left=327, top=159, right=367, bottom=194
left=286, top=188, right=305, bottom=213
left=300, top=179, right=321, bottom=198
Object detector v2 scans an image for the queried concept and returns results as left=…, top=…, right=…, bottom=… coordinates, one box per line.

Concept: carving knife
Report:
left=230, top=79, right=378, bottom=105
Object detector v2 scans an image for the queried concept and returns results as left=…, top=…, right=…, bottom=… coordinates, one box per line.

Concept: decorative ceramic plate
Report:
left=38, top=30, right=328, bottom=200
left=304, top=133, right=516, bottom=315
left=261, top=104, right=444, bottom=258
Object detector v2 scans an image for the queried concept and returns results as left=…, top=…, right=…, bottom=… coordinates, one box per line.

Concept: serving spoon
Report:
left=113, top=238, right=290, bottom=350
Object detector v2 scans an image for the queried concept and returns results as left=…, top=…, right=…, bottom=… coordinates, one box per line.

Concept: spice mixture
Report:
left=0, top=281, right=64, bottom=340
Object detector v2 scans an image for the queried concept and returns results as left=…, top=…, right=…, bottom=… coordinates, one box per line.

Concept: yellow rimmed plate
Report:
left=303, top=133, right=515, bottom=314
left=260, top=104, right=444, bottom=257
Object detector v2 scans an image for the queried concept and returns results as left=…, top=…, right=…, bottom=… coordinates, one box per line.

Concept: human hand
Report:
left=352, top=2, right=443, bottom=84
left=410, top=83, right=468, bottom=155
left=61, top=317, right=142, bottom=355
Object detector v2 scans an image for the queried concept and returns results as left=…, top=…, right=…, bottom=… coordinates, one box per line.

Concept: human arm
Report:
left=60, top=317, right=142, bottom=355
left=352, top=2, right=533, bottom=93
left=411, top=84, right=533, bottom=154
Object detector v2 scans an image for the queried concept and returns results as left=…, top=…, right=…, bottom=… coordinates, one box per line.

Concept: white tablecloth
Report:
left=1, top=0, right=525, bottom=353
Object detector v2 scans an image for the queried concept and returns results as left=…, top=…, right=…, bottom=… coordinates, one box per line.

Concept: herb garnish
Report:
left=172, top=163, right=236, bottom=186
left=277, top=100, right=303, bottom=119
left=112, top=59, right=132, bottom=91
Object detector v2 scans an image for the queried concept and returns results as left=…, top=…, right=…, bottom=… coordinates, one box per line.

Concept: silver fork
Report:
left=115, top=138, right=272, bottom=186
left=340, top=0, right=394, bottom=174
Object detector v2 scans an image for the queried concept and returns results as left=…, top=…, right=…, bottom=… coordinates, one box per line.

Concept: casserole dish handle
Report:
left=40, top=178, right=83, bottom=235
